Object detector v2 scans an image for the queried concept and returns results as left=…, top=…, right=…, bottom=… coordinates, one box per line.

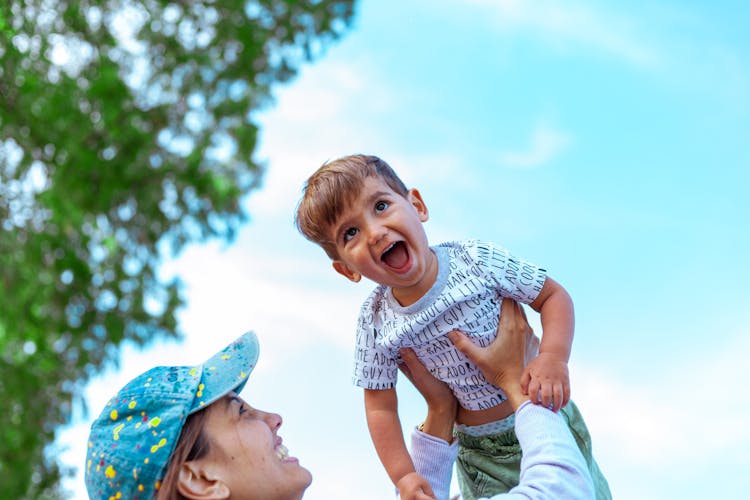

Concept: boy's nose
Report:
left=367, top=224, right=387, bottom=245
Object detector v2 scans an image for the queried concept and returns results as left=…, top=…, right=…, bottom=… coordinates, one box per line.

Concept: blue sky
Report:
left=62, top=1, right=749, bottom=498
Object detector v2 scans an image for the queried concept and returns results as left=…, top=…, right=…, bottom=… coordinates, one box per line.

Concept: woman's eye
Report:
left=343, top=227, right=358, bottom=242
left=375, top=201, right=388, bottom=213
left=238, top=404, right=247, bottom=415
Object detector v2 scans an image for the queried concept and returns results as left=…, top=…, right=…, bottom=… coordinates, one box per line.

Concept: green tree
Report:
left=0, top=0, right=356, bottom=497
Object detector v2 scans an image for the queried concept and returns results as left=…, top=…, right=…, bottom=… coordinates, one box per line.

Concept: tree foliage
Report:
left=0, top=0, right=355, bottom=496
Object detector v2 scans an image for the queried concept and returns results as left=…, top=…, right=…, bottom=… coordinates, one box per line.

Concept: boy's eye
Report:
left=343, top=227, right=358, bottom=242
left=374, top=201, right=388, bottom=213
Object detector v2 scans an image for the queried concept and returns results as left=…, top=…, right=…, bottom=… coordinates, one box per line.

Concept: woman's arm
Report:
left=406, top=298, right=595, bottom=499
left=487, top=402, right=595, bottom=500
left=450, top=299, right=595, bottom=500
left=399, top=348, right=457, bottom=499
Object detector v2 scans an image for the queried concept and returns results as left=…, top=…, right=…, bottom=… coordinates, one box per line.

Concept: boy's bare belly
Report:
left=457, top=399, right=515, bottom=426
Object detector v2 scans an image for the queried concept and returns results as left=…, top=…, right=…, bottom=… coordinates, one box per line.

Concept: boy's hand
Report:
left=397, top=472, right=435, bottom=500
left=521, top=352, right=570, bottom=412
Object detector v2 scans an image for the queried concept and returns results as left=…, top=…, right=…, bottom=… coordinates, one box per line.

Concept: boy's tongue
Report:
left=382, top=242, right=409, bottom=269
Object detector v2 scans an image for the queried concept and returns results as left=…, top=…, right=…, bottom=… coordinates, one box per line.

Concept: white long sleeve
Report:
left=410, top=401, right=595, bottom=500
left=408, top=425, right=458, bottom=500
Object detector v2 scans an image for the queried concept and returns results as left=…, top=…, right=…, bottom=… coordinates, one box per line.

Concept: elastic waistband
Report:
left=454, top=413, right=515, bottom=437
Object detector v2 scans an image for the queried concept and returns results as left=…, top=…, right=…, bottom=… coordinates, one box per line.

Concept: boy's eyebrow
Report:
left=331, top=189, right=393, bottom=238
left=366, top=190, right=392, bottom=203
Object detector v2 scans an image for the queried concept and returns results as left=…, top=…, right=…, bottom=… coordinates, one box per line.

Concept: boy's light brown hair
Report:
left=295, top=154, right=408, bottom=260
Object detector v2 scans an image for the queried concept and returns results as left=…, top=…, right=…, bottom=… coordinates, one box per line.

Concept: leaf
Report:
left=0, top=0, right=357, bottom=497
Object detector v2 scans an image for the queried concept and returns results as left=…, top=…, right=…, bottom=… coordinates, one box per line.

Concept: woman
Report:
left=85, top=299, right=594, bottom=499
left=84, top=332, right=313, bottom=500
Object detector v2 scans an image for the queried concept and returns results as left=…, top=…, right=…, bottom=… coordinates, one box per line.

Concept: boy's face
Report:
left=329, top=176, right=437, bottom=304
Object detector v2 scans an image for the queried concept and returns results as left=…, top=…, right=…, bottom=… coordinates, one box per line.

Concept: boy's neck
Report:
left=390, top=249, right=439, bottom=307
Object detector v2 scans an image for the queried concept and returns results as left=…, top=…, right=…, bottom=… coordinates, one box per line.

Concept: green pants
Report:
left=455, top=401, right=611, bottom=500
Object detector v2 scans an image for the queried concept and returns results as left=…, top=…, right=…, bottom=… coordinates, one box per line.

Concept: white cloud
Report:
left=466, top=0, right=659, bottom=67
left=498, top=122, right=570, bottom=168
left=248, top=57, right=399, bottom=218
left=572, top=329, right=750, bottom=498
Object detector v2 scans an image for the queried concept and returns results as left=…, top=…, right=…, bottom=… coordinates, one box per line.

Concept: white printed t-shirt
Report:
left=352, top=240, right=547, bottom=411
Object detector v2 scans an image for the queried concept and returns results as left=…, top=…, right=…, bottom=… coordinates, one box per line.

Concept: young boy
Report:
left=295, top=154, right=610, bottom=500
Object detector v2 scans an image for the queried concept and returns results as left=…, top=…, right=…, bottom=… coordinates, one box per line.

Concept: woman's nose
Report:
left=264, top=411, right=282, bottom=431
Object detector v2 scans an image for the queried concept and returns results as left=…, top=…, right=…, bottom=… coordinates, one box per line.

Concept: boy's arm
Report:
left=364, top=388, right=434, bottom=498
left=527, top=277, right=574, bottom=412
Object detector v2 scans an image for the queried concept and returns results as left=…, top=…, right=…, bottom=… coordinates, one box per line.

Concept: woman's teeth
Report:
left=276, top=444, right=289, bottom=461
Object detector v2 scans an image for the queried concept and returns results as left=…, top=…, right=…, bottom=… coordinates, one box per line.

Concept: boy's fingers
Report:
left=552, top=384, right=564, bottom=412
left=540, top=383, right=553, bottom=408
left=563, top=384, right=571, bottom=408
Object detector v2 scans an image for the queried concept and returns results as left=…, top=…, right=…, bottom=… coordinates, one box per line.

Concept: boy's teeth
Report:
left=381, top=242, right=395, bottom=260
left=276, top=444, right=289, bottom=460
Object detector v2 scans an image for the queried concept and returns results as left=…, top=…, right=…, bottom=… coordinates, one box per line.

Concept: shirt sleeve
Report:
left=409, top=427, right=458, bottom=500
left=466, top=240, right=547, bottom=305
left=352, top=295, right=399, bottom=389
left=481, top=401, right=595, bottom=500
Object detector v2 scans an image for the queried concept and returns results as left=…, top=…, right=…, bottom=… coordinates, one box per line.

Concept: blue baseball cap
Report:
left=84, top=331, right=259, bottom=500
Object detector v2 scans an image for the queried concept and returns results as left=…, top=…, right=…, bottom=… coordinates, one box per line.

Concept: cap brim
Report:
left=188, top=331, right=259, bottom=414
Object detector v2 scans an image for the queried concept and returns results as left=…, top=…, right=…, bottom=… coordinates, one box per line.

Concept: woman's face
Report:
left=199, top=393, right=312, bottom=499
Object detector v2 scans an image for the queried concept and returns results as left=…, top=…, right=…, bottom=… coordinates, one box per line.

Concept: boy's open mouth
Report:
left=381, top=241, right=409, bottom=270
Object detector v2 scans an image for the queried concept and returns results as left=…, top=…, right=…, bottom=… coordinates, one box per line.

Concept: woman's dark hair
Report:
left=156, top=408, right=212, bottom=500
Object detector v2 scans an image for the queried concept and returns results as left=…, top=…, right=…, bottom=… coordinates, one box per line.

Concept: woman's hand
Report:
left=399, top=347, right=457, bottom=443
left=448, top=298, right=536, bottom=411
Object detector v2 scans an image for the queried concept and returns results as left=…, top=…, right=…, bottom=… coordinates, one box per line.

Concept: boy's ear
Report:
left=407, top=188, right=429, bottom=222
left=332, top=260, right=361, bottom=283
left=176, top=461, right=230, bottom=499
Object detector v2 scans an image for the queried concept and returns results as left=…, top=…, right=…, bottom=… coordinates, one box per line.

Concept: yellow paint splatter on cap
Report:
left=150, top=437, right=167, bottom=453
left=105, top=464, right=116, bottom=478
left=113, top=423, right=125, bottom=440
